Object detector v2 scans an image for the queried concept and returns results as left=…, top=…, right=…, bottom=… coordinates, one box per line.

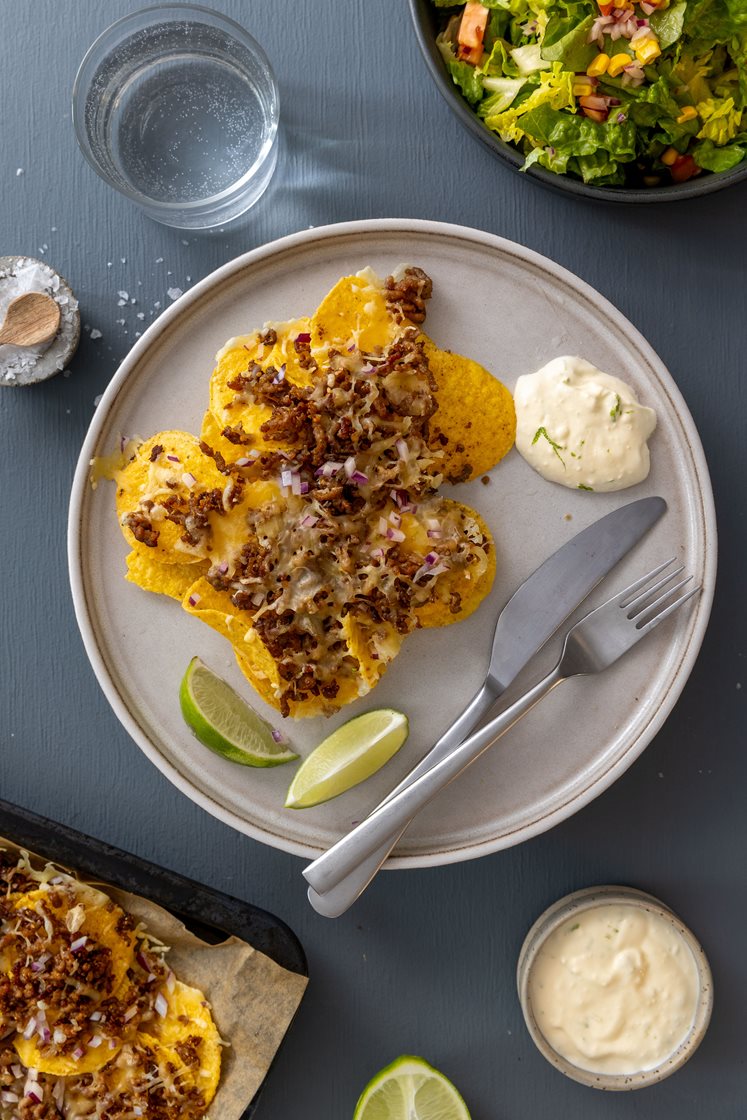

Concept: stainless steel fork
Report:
left=303, top=558, right=700, bottom=910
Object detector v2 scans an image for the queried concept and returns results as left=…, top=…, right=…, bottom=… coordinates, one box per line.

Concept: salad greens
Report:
left=432, top=0, right=747, bottom=186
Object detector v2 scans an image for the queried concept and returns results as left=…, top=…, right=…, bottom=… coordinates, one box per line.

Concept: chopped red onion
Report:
left=252, top=591, right=265, bottom=607
left=88, top=1034, right=103, bottom=1048
left=89, top=1011, right=102, bottom=1022
left=23, top=1017, right=37, bottom=1040
left=386, top=527, right=406, bottom=543
left=53, top=1080, right=65, bottom=1107
left=1, top=1091, right=19, bottom=1104
left=272, top=364, right=286, bottom=383
left=370, top=547, right=384, bottom=559
left=136, top=950, right=150, bottom=970
left=291, top=472, right=303, bottom=496
left=395, top=438, right=409, bottom=460
left=124, top=1006, right=139, bottom=1022
left=350, top=470, right=369, bottom=485
left=300, top=480, right=310, bottom=494
left=53, top=1028, right=66, bottom=1045
left=217, top=561, right=229, bottom=574
left=155, top=992, right=169, bottom=1018
left=424, top=552, right=439, bottom=566
left=389, top=511, right=402, bottom=529
left=280, top=468, right=293, bottom=488
left=11, top=1064, right=23, bottom=1078
left=296, top=332, right=311, bottom=343
left=271, top=729, right=285, bottom=743
left=166, top=454, right=180, bottom=463
left=617, top=111, right=626, bottom=122
left=299, top=514, right=319, bottom=529
left=378, top=517, right=388, bottom=535
left=427, top=529, right=442, bottom=539
left=314, top=460, right=343, bottom=478
left=72, top=1046, right=85, bottom=1061
left=181, top=471, right=197, bottom=488
left=24, top=1081, right=42, bottom=1103
left=166, top=970, right=176, bottom=993
left=343, top=456, right=357, bottom=478
left=187, top=593, right=201, bottom=607
left=235, top=456, right=251, bottom=467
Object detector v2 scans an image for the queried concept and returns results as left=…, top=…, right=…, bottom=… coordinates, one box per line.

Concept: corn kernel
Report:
left=573, top=79, right=595, bottom=97
left=607, top=53, right=633, bottom=78
left=676, top=106, right=698, bottom=124
left=586, top=53, right=610, bottom=78
left=635, top=38, right=661, bottom=65
left=660, top=147, right=679, bottom=166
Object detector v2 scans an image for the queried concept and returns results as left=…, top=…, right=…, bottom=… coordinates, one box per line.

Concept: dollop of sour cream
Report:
left=528, top=904, right=699, bottom=1075
left=514, top=356, right=657, bottom=492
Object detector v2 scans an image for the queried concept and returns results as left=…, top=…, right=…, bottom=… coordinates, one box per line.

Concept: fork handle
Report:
left=306, top=683, right=501, bottom=917
left=303, top=663, right=565, bottom=899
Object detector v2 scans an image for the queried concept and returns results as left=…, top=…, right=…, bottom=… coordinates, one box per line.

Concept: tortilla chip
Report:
left=125, top=551, right=209, bottom=602
left=423, top=336, right=516, bottom=483
left=396, top=503, right=496, bottom=629
left=342, top=615, right=403, bottom=690
left=207, top=317, right=313, bottom=447
left=311, top=272, right=399, bottom=358
left=11, top=884, right=136, bottom=1075
left=141, top=979, right=221, bottom=1105
left=115, top=432, right=225, bottom=564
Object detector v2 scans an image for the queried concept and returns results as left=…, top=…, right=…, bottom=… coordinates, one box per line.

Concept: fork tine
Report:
left=625, top=564, right=685, bottom=617
left=636, top=584, right=701, bottom=635
left=632, top=575, right=693, bottom=624
left=614, top=557, right=677, bottom=607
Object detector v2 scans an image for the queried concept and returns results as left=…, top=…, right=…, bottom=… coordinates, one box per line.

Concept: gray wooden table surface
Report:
left=1, top=2, right=744, bottom=1116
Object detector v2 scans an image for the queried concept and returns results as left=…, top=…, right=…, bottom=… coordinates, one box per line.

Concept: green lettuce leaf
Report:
left=696, top=95, right=744, bottom=142
left=649, top=0, right=688, bottom=49
left=540, top=11, right=596, bottom=71
left=515, top=102, right=637, bottom=158
left=692, top=135, right=747, bottom=168
left=481, top=61, right=575, bottom=139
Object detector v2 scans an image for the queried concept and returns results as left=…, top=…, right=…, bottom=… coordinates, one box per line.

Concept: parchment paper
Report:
left=1, top=839, right=308, bottom=1119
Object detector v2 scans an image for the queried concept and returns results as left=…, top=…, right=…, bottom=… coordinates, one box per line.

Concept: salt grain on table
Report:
left=0, top=256, right=80, bottom=386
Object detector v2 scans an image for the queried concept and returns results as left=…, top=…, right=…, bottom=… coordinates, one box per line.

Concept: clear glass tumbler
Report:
left=72, top=4, right=279, bottom=229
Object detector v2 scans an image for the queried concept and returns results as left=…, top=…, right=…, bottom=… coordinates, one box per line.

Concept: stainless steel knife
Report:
left=305, top=495, right=667, bottom=914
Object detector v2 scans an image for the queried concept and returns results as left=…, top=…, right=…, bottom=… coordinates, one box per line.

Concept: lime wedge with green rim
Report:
left=284, top=708, right=408, bottom=809
left=180, top=657, right=297, bottom=767
left=353, top=1055, right=471, bottom=1120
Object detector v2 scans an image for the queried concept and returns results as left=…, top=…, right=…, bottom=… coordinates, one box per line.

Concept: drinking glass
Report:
left=72, top=4, right=279, bottom=229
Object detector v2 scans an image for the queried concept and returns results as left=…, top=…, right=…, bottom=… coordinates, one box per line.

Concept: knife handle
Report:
left=304, top=682, right=500, bottom=914
left=304, top=665, right=563, bottom=903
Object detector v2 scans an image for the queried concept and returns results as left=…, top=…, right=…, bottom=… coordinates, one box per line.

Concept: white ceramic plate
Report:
left=68, top=220, right=716, bottom=866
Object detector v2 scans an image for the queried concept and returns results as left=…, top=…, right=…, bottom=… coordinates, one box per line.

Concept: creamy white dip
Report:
left=514, top=356, right=657, bottom=492
left=528, top=904, right=699, bottom=1075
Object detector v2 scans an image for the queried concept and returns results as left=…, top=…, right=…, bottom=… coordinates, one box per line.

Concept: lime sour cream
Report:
left=514, top=356, right=657, bottom=492
left=528, top=904, right=700, bottom=1075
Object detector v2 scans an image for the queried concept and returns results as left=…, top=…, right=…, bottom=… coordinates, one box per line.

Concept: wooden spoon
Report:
left=0, top=292, right=61, bottom=346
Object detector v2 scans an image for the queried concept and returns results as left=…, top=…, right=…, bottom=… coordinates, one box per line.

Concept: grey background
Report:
left=0, top=1, right=744, bottom=1116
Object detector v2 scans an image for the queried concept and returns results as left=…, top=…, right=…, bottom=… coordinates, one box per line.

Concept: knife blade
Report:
left=305, top=494, right=667, bottom=911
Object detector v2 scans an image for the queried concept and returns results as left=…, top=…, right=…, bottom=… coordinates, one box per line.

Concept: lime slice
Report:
left=179, top=657, right=297, bottom=767
left=284, top=709, right=408, bottom=809
left=353, top=1055, right=471, bottom=1120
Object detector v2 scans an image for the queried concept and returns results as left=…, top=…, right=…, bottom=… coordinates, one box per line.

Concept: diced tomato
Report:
left=670, top=155, right=698, bottom=183
left=597, top=2, right=614, bottom=14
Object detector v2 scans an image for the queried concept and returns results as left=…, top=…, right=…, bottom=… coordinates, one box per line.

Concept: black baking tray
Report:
left=0, top=797, right=308, bottom=1119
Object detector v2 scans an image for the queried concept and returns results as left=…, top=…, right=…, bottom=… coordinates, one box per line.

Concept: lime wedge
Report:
left=353, top=1056, right=471, bottom=1120
left=179, top=657, right=297, bottom=767
left=284, top=709, right=408, bottom=809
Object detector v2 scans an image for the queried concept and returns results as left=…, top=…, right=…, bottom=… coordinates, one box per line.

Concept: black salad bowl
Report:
left=409, top=0, right=747, bottom=203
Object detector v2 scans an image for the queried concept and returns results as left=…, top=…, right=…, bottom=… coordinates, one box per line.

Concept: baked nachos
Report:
left=0, top=849, right=220, bottom=1119
left=111, top=267, right=516, bottom=718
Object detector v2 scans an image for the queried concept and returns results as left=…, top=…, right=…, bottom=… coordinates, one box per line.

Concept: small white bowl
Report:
left=517, top=885, right=713, bottom=1090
